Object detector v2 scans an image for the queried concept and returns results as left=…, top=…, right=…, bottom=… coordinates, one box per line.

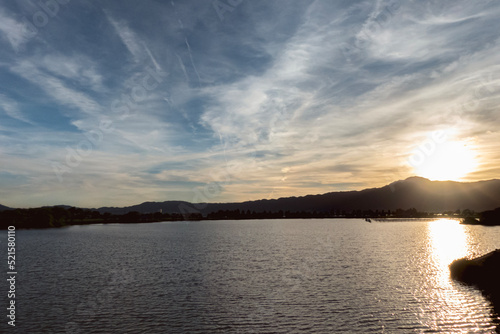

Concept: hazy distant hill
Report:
left=0, top=204, right=11, bottom=211
left=96, top=201, right=192, bottom=215
left=96, top=177, right=500, bottom=215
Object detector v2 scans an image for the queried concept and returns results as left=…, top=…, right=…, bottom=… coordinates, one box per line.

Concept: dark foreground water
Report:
left=2, top=219, right=500, bottom=333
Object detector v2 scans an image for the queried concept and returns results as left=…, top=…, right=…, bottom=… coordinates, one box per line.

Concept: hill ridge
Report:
left=3, top=177, right=499, bottom=214
left=93, top=177, right=500, bottom=215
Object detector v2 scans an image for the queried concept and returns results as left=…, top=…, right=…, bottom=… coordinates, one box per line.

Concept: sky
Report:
left=1, top=0, right=500, bottom=208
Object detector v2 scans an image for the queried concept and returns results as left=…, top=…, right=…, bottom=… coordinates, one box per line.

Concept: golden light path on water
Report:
left=428, top=219, right=470, bottom=287
left=424, top=219, right=497, bottom=332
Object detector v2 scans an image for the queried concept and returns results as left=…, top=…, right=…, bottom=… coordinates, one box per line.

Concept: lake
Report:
left=3, top=219, right=500, bottom=333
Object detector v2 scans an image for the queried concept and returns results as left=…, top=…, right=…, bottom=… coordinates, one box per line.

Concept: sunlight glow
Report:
left=411, top=140, right=478, bottom=181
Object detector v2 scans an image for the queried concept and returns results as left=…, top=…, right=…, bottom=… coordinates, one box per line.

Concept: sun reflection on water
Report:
left=428, top=219, right=470, bottom=287
left=423, top=219, right=497, bottom=332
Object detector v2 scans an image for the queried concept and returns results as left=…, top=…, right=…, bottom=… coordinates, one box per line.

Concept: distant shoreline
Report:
left=2, top=204, right=498, bottom=230
left=0, top=214, right=482, bottom=230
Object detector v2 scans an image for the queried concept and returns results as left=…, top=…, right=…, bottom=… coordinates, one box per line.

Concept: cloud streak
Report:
left=0, top=0, right=499, bottom=207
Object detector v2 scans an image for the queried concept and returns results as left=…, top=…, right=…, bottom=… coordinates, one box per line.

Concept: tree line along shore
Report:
left=1, top=206, right=499, bottom=229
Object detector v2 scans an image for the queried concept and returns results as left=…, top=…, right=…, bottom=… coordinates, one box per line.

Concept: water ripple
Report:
left=5, top=219, right=500, bottom=333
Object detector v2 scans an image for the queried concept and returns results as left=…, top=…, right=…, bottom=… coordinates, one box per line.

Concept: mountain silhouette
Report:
left=94, top=177, right=500, bottom=215
left=0, top=204, right=11, bottom=211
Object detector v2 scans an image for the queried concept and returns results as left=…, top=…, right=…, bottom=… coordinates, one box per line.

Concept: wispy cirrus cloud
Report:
left=105, top=11, right=162, bottom=69
left=193, top=0, right=500, bottom=199
left=0, top=7, right=32, bottom=51
left=0, top=0, right=500, bottom=207
left=0, top=94, right=33, bottom=124
left=10, top=59, right=102, bottom=119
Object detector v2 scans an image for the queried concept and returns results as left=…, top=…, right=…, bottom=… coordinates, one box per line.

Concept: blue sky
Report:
left=1, top=0, right=500, bottom=208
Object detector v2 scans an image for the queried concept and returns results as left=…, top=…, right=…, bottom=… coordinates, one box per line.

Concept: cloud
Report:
left=0, top=94, right=32, bottom=124
left=194, top=0, right=500, bottom=197
left=106, top=13, right=143, bottom=61
left=1, top=0, right=500, bottom=207
left=105, top=11, right=163, bottom=69
left=0, top=7, right=32, bottom=51
left=39, top=54, right=105, bottom=91
left=10, top=59, right=102, bottom=119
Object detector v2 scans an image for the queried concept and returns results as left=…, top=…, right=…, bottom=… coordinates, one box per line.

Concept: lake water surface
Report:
left=4, top=219, right=500, bottom=333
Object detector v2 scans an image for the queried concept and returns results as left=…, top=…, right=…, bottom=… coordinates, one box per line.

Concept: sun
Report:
left=410, top=140, right=478, bottom=181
